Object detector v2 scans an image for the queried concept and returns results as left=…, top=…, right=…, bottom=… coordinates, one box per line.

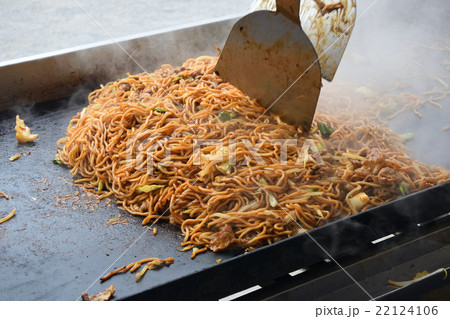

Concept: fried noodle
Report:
left=57, top=56, right=450, bottom=252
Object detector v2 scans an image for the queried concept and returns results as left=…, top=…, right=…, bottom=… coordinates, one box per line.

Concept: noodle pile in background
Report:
left=57, top=56, right=450, bottom=252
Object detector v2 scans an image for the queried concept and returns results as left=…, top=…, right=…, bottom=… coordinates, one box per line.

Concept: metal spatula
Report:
left=215, top=0, right=356, bottom=129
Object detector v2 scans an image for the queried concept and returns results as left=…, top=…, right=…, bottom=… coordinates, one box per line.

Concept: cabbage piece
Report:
left=15, top=115, right=38, bottom=143
left=399, top=132, right=414, bottom=143
left=399, top=182, right=410, bottom=196
left=268, top=193, right=278, bottom=208
left=52, top=154, right=63, bottom=165
left=135, top=264, right=149, bottom=282
left=348, top=192, right=369, bottom=213
left=9, top=154, right=21, bottom=162
left=259, top=178, right=277, bottom=207
left=217, top=161, right=231, bottom=174
left=136, top=184, right=165, bottom=193
left=318, top=122, right=334, bottom=138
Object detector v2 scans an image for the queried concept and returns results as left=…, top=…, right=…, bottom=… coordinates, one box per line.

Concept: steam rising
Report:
left=321, top=0, right=450, bottom=168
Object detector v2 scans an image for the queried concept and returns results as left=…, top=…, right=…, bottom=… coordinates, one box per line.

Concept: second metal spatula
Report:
left=215, top=0, right=356, bottom=130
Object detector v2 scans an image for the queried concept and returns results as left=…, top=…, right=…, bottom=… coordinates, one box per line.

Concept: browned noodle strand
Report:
left=0, top=208, right=16, bottom=224
left=57, top=56, right=450, bottom=252
left=100, top=257, right=174, bottom=282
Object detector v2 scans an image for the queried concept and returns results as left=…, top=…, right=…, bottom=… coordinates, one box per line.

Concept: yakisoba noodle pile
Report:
left=57, top=56, right=450, bottom=252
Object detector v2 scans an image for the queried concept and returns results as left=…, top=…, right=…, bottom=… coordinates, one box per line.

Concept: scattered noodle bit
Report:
left=9, top=154, right=21, bottom=162
left=105, top=219, right=128, bottom=227
left=177, top=245, right=194, bottom=252
left=216, top=259, right=222, bottom=264
left=388, top=268, right=448, bottom=288
left=55, top=192, right=79, bottom=200
left=191, top=247, right=208, bottom=259
left=135, top=259, right=168, bottom=282
left=54, top=191, right=80, bottom=206
left=144, top=225, right=157, bottom=235
left=100, top=257, right=174, bottom=282
left=14, top=115, right=38, bottom=143
left=81, top=285, right=116, bottom=301
left=0, top=208, right=16, bottom=224
left=443, top=125, right=450, bottom=131
left=0, top=192, right=9, bottom=200
left=105, top=213, right=128, bottom=227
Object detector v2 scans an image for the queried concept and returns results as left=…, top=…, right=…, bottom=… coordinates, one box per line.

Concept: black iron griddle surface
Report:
left=0, top=95, right=239, bottom=300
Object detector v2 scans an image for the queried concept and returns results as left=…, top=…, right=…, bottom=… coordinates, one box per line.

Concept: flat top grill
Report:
left=0, top=7, right=449, bottom=300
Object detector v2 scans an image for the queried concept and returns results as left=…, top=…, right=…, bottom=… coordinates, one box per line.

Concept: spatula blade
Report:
left=215, top=10, right=321, bottom=129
